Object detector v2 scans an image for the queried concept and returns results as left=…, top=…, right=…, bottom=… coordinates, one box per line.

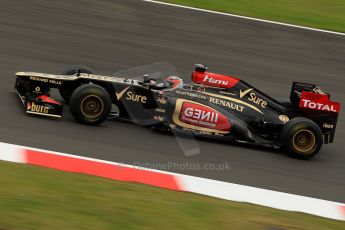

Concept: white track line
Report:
left=143, top=0, right=345, bottom=37
left=1, top=141, right=345, bottom=221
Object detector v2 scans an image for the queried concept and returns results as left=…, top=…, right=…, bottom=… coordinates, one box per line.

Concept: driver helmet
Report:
left=164, top=76, right=183, bottom=88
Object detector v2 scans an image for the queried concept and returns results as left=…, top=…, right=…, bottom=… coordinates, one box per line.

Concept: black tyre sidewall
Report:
left=59, top=65, right=93, bottom=103
left=70, top=84, right=111, bottom=125
left=281, top=117, right=323, bottom=159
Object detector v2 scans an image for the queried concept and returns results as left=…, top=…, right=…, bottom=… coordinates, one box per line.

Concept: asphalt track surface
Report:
left=1, top=0, right=344, bottom=202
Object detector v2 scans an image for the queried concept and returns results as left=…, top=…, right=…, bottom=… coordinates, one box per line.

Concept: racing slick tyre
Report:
left=59, top=65, right=93, bottom=104
left=70, top=84, right=111, bottom=125
left=280, top=117, right=323, bottom=159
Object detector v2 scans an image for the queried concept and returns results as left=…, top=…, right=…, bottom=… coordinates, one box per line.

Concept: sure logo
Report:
left=126, top=91, right=147, bottom=103
left=116, top=87, right=147, bottom=103
left=248, top=92, right=267, bottom=108
left=239, top=88, right=267, bottom=108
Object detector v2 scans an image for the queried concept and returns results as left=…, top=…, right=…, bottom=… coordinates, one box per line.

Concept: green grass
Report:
left=160, top=0, right=345, bottom=33
left=0, top=161, right=344, bottom=230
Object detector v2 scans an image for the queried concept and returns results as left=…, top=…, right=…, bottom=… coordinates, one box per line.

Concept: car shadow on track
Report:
left=150, top=126, right=285, bottom=158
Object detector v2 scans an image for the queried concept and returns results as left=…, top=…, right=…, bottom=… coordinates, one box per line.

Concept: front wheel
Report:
left=69, top=84, right=111, bottom=125
left=59, top=65, right=93, bottom=104
left=280, top=117, right=323, bottom=159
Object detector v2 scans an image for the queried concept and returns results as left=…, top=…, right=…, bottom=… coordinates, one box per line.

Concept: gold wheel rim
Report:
left=292, top=129, right=316, bottom=154
left=80, top=95, right=104, bottom=119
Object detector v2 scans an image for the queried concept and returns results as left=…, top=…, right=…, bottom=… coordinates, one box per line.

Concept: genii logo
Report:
left=179, top=102, right=231, bottom=131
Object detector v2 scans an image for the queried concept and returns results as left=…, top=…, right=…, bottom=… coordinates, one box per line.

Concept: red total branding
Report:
left=299, top=91, right=340, bottom=113
left=179, top=102, right=231, bottom=131
left=301, top=99, right=337, bottom=112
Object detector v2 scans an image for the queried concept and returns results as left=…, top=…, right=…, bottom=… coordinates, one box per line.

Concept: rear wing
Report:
left=290, top=82, right=340, bottom=143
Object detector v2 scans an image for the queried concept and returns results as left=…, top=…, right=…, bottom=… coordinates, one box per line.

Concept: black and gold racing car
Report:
left=14, top=63, right=340, bottom=159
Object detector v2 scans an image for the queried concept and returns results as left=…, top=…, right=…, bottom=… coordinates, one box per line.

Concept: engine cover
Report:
left=191, top=69, right=239, bottom=89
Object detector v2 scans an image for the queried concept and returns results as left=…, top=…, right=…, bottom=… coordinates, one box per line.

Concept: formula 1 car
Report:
left=14, top=63, right=340, bottom=159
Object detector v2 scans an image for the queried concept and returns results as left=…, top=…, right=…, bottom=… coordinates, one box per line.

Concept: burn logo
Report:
left=28, top=102, right=49, bottom=114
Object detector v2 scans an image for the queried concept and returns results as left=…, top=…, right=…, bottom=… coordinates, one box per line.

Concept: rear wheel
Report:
left=59, top=65, right=93, bottom=103
left=280, top=117, right=323, bottom=159
left=70, top=84, right=111, bottom=125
